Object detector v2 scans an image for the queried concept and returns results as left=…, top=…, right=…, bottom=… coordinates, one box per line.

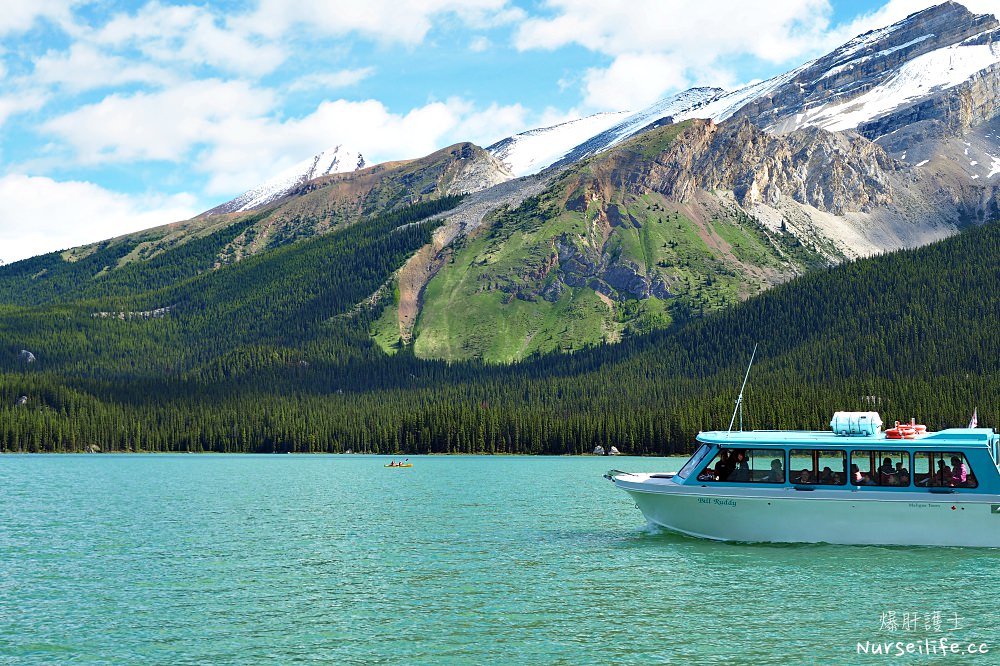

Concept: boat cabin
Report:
left=674, top=412, right=1000, bottom=494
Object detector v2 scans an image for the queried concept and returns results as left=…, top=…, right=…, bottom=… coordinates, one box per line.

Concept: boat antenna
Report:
left=728, top=343, right=758, bottom=433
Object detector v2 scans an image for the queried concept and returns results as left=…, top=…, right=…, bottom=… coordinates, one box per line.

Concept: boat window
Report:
left=850, top=450, right=909, bottom=487
left=677, top=444, right=711, bottom=480
left=789, top=449, right=846, bottom=485
left=697, top=448, right=785, bottom=483
left=914, top=452, right=978, bottom=488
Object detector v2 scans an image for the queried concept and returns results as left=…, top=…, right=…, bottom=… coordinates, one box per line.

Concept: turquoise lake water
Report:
left=1, top=454, right=997, bottom=665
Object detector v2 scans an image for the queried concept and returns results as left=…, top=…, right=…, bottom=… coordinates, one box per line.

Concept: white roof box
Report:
left=830, top=411, right=883, bottom=437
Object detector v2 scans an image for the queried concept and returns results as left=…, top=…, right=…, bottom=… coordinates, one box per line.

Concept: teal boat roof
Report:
left=697, top=428, right=996, bottom=449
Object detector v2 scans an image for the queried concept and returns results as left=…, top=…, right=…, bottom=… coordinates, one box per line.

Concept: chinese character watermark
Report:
left=878, top=609, right=961, bottom=634
left=858, top=610, right=983, bottom=658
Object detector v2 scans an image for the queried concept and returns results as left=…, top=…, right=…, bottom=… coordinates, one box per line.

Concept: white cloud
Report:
left=92, top=1, right=285, bottom=77
left=450, top=101, right=529, bottom=147
left=0, top=92, right=49, bottom=128
left=287, top=68, right=376, bottom=92
left=239, top=0, right=521, bottom=44
left=964, top=0, right=1000, bottom=18
left=515, top=0, right=831, bottom=61
left=42, top=79, right=276, bottom=164
left=0, top=175, right=198, bottom=264
left=33, top=43, right=176, bottom=92
left=582, top=53, right=691, bottom=111
left=469, top=36, right=492, bottom=52
left=0, top=0, right=76, bottom=36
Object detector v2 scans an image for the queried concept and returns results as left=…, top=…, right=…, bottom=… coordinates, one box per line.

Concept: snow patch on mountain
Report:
left=800, top=42, right=1000, bottom=132
left=817, top=35, right=934, bottom=82
left=487, top=88, right=723, bottom=178
left=830, top=16, right=907, bottom=62
left=988, top=155, right=1000, bottom=178
left=487, top=112, right=630, bottom=177
left=215, top=146, right=366, bottom=214
left=583, top=87, right=723, bottom=150
left=676, top=71, right=804, bottom=124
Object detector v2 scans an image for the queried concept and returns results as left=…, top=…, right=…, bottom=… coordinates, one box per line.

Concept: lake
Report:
left=1, top=454, right=996, bottom=664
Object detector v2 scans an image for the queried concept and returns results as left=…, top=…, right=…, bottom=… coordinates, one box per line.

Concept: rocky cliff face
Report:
left=441, top=144, right=514, bottom=194
left=636, top=119, right=900, bottom=215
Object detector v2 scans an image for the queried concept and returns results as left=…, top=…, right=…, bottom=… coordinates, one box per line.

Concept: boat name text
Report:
left=698, top=498, right=737, bottom=507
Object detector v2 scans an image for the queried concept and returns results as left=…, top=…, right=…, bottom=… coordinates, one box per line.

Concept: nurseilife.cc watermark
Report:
left=856, top=610, right=989, bottom=657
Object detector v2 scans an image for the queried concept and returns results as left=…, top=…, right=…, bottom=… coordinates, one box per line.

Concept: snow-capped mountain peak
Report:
left=209, top=145, right=366, bottom=215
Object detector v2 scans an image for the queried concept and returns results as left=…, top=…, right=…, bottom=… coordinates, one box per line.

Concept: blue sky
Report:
left=0, top=0, right=996, bottom=263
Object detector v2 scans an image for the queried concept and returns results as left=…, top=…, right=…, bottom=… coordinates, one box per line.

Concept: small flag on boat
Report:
left=969, top=408, right=978, bottom=428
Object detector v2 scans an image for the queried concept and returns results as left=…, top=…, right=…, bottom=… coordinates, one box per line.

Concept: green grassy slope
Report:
left=405, top=125, right=824, bottom=361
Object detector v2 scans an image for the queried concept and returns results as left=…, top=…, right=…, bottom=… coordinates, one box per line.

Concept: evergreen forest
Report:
left=2, top=198, right=999, bottom=455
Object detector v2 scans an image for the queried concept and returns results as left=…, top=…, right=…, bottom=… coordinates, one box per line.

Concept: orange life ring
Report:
left=886, top=420, right=925, bottom=438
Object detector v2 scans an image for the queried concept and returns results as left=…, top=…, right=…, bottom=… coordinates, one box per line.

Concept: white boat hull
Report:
left=615, top=475, right=1000, bottom=547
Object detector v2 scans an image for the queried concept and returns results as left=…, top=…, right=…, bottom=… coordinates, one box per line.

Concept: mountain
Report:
left=206, top=145, right=366, bottom=215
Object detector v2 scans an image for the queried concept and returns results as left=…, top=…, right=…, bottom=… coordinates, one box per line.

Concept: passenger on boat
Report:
left=935, top=459, right=952, bottom=486
left=728, top=451, right=750, bottom=481
left=878, top=457, right=896, bottom=485
left=951, top=456, right=968, bottom=486
left=897, top=470, right=910, bottom=486
left=765, top=458, right=783, bottom=482
left=714, top=451, right=730, bottom=481
left=859, top=472, right=876, bottom=486
left=795, top=469, right=812, bottom=484
left=851, top=464, right=862, bottom=484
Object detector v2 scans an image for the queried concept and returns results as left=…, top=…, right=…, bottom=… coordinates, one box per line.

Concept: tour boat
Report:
left=606, top=412, right=1000, bottom=547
